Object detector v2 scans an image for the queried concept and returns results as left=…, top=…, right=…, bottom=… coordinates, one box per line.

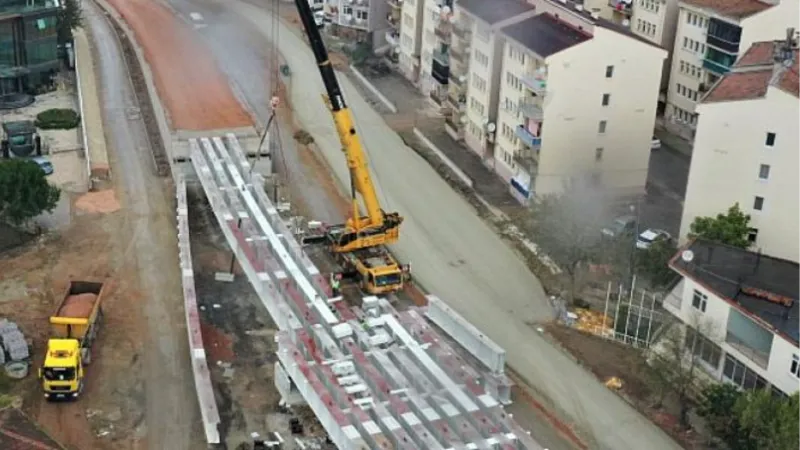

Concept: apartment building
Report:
left=630, top=0, right=681, bottom=100
left=665, top=0, right=798, bottom=139
left=664, top=239, right=799, bottom=396
left=0, top=0, right=60, bottom=94
left=396, top=0, right=425, bottom=81
left=326, top=0, right=390, bottom=50
left=418, top=0, right=455, bottom=113
left=679, top=39, right=799, bottom=263
left=448, top=0, right=536, bottom=150
left=494, top=8, right=666, bottom=202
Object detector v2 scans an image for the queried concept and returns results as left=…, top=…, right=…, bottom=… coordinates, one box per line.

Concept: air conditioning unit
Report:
left=460, top=116, right=469, bottom=124
left=459, top=75, right=466, bottom=83
left=622, top=19, right=630, bottom=27
left=575, top=4, right=583, bottom=11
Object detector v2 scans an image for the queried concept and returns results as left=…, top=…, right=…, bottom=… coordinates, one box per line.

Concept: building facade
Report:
left=417, top=0, right=454, bottom=114
left=450, top=0, right=535, bottom=156
left=325, top=0, right=390, bottom=50
left=396, top=0, right=424, bottom=82
left=630, top=0, right=680, bottom=102
left=664, top=0, right=798, bottom=140
left=679, top=39, right=799, bottom=263
left=494, top=9, right=666, bottom=202
left=664, top=240, right=799, bottom=397
left=0, top=0, right=60, bottom=95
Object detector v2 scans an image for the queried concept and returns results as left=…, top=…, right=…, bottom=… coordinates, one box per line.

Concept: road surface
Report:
left=86, top=2, right=202, bottom=448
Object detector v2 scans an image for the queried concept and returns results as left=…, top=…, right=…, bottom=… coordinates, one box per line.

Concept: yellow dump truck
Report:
left=39, top=280, right=105, bottom=400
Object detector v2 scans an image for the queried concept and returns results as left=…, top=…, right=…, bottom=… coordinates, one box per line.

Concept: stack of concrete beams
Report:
left=0, top=319, right=28, bottom=362
left=189, top=134, right=546, bottom=450
left=175, top=176, right=221, bottom=445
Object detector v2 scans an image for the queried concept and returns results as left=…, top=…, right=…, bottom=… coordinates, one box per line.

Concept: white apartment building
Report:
left=396, top=0, right=425, bottom=81
left=664, top=239, right=799, bottom=396
left=418, top=0, right=455, bottom=113
left=631, top=0, right=681, bottom=98
left=679, top=40, right=799, bottom=263
left=449, top=0, right=536, bottom=153
left=326, top=0, right=390, bottom=50
left=665, top=0, right=798, bottom=139
left=494, top=8, right=666, bottom=202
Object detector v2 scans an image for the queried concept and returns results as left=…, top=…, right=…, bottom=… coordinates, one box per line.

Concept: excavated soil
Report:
left=105, top=0, right=253, bottom=131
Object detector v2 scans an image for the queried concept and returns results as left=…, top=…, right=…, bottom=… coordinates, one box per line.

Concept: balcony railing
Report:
left=450, top=45, right=465, bottom=62
left=518, top=97, right=543, bottom=120
left=609, top=0, right=632, bottom=15
left=386, top=13, right=399, bottom=28
left=387, top=0, right=403, bottom=9
left=453, top=23, right=471, bottom=41
left=435, top=22, right=452, bottom=41
left=703, top=58, right=732, bottom=75
left=725, top=332, right=770, bottom=370
left=385, top=30, right=399, bottom=47
left=432, top=56, right=450, bottom=85
left=515, top=125, right=542, bottom=149
left=448, top=91, right=465, bottom=110
left=513, top=148, right=538, bottom=169
left=430, top=90, right=444, bottom=105
left=445, top=115, right=462, bottom=132
left=521, top=72, right=547, bottom=94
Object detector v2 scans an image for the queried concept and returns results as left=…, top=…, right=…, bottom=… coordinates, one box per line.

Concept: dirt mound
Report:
left=75, top=190, right=121, bottom=214
left=60, top=293, right=97, bottom=318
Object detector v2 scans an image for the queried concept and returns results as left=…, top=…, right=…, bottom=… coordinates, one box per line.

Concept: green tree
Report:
left=689, top=203, right=751, bottom=248
left=57, top=0, right=83, bottom=43
left=526, top=181, right=606, bottom=301
left=735, top=390, right=799, bottom=450
left=636, top=238, right=678, bottom=287
left=698, top=383, right=748, bottom=447
left=0, top=160, right=61, bottom=228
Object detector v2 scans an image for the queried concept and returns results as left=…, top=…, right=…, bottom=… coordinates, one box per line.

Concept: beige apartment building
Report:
left=416, top=0, right=455, bottom=114
left=447, top=0, right=536, bottom=150
left=679, top=38, right=799, bottom=263
left=630, top=0, right=681, bottom=100
left=665, top=0, right=798, bottom=140
left=396, top=0, right=425, bottom=82
left=493, top=7, right=666, bottom=202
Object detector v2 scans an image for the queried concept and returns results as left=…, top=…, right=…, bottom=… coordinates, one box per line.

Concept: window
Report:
left=355, top=10, right=368, bottom=20
left=747, top=228, right=758, bottom=243
left=602, top=93, right=610, bottom=106
left=606, top=65, right=614, bottom=78
left=723, top=353, right=768, bottom=391
left=691, top=289, right=707, bottom=312
left=765, top=132, right=776, bottom=147
left=686, top=327, right=722, bottom=369
left=758, top=164, right=770, bottom=180
left=753, top=196, right=764, bottom=211
left=598, top=120, right=607, bottom=133
left=595, top=147, right=604, bottom=161
left=792, top=354, right=799, bottom=378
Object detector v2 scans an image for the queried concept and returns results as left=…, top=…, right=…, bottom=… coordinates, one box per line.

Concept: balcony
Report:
left=453, top=23, right=471, bottom=41
left=445, top=115, right=463, bottom=132
left=513, top=148, right=539, bottom=169
left=385, top=30, right=399, bottom=47
left=518, top=97, right=543, bottom=120
left=435, top=21, right=452, bottom=42
left=515, top=125, right=542, bottom=149
left=450, top=45, right=465, bottom=62
left=386, top=12, right=399, bottom=28
left=387, top=0, right=403, bottom=9
left=724, top=309, right=773, bottom=370
left=706, top=18, right=741, bottom=54
left=430, top=90, right=444, bottom=105
left=521, top=72, right=547, bottom=94
left=448, top=91, right=465, bottom=111
left=703, top=57, right=733, bottom=75
left=609, top=0, right=632, bottom=16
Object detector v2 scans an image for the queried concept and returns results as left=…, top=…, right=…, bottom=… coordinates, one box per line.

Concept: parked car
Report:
left=31, top=156, right=54, bottom=176
left=636, top=228, right=672, bottom=250
left=602, top=215, right=637, bottom=238
left=651, top=136, right=662, bottom=150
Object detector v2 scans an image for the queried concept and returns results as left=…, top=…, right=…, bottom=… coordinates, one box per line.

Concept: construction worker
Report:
left=330, top=273, right=341, bottom=297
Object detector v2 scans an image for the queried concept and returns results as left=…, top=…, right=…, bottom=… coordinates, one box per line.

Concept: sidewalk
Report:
left=74, top=27, right=111, bottom=182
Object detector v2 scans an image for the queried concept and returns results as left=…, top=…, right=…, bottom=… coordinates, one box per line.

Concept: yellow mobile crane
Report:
left=293, top=0, right=409, bottom=294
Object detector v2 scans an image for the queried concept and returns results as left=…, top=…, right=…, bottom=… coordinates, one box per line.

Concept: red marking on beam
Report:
left=291, top=350, right=350, bottom=426
left=183, top=282, right=204, bottom=350
left=226, top=220, right=265, bottom=273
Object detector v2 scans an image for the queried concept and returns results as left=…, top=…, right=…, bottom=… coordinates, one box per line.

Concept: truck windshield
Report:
left=375, top=273, right=402, bottom=287
left=44, top=367, right=76, bottom=381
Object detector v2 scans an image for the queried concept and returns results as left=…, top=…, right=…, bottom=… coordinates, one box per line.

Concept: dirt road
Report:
left=85, top=2, right=204, bottom=448
left=103, top=0, right=252, bottom=130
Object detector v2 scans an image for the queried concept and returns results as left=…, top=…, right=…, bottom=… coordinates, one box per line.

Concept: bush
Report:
left=35, top=108, right=81, bottom=130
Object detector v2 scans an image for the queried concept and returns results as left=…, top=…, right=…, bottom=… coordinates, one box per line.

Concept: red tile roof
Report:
left=681, top=0, right=773, bottom=18
left=703, top=41, right=799, bottom=103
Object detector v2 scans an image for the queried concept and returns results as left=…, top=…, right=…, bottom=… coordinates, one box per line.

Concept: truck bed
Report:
left=58, top=293, right=98, bottom=318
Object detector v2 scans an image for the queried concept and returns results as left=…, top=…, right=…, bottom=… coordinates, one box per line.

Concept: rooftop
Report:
left=502, top=13, right=591, bottom=58
left=670, top=239, right=799, bottom=343
left=680, top=0, right=773, bottom=19
left=0, top=407, right=67, bottom=450
left=703, top=40, right=799, bottom=102
left=457, top=0, right=534, bottom=25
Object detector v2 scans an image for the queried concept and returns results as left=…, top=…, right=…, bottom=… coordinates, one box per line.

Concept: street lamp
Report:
left=627, top=202, right=640, bottom=291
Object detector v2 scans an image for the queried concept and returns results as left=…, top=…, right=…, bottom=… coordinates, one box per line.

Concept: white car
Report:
left=636, top=229, right=672, bottom=250
left=651, top=136, right=662, bottom=150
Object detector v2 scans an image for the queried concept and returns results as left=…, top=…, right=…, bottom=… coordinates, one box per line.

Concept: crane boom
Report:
left=294, top=0, right=385, bottom=231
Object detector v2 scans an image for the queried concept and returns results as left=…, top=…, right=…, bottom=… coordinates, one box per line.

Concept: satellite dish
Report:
left=487, top=122, right=497, bottom=132
left=681, top=250, right=694, bottom=262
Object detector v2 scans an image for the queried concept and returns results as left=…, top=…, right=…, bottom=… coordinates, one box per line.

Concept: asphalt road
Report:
left=155, top=1, right=682, bottom=448
left=86, top=3, right=202, bottom=448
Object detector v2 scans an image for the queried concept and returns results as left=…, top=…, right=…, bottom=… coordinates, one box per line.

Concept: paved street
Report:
left=200, top=2, right=684, bottom=449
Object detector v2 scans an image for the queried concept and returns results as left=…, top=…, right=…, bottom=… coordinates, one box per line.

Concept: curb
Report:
left=412, top=127, right=473, bottom=188
left=348, top=64, right=398, bottom=113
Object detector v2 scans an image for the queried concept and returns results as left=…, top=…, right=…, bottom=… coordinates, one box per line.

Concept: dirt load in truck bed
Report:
left=59, top=294, right=98, bottom=318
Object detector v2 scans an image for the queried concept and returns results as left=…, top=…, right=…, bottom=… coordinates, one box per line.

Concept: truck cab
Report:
left=40, top=339, right=84, bottom=400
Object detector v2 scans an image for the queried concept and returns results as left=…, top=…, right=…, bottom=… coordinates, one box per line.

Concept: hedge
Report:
left=35, top=108, right=81, bottom=130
